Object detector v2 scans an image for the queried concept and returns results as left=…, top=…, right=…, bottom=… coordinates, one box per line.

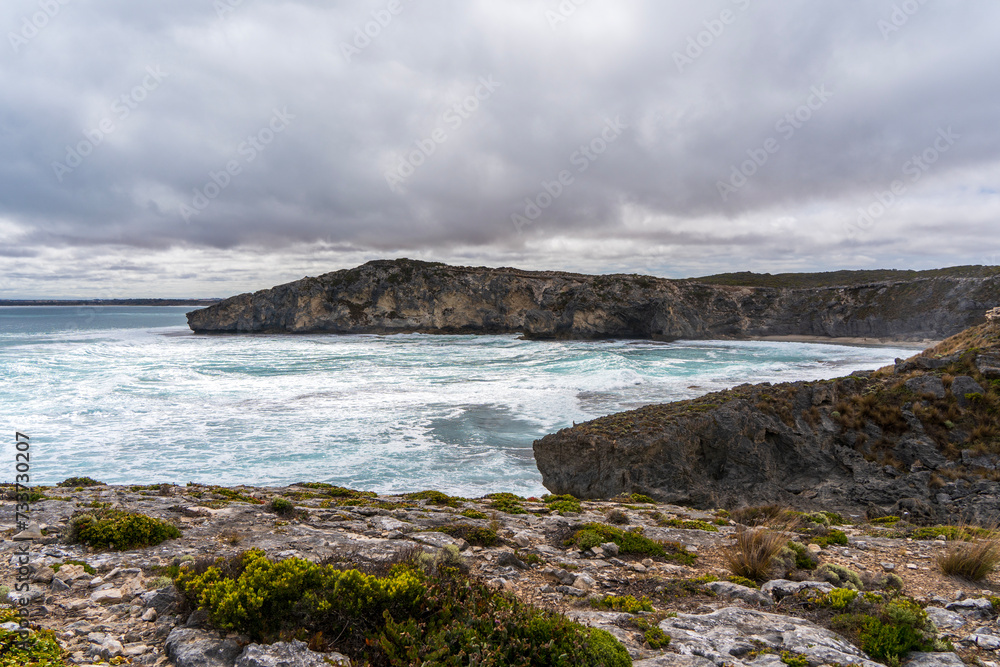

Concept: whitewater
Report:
left=1, top=306, right=915, bottom=496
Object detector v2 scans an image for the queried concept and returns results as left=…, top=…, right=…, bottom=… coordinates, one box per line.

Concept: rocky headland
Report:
left=6, top=480, right=1000, bottom=667
left=534, top=310, right=1000, bottom=525
left=186, top=259, right=1000, bottom=342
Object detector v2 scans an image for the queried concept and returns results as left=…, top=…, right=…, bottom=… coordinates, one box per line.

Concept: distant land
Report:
left=186, top=258, right=1000, bottom=342
left=0, top=298, right=221, bottom=307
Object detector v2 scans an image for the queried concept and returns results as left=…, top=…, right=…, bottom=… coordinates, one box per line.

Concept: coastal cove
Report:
left=0, top=306, right=913, bottom=494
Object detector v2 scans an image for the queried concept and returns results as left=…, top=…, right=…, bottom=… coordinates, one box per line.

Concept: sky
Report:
left=1, top=0, right=999, bottom=298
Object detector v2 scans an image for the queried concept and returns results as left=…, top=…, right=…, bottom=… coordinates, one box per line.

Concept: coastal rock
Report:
left=704, top=581, right=773, bottom=606
left=658, top=607, right=881, bottom=667
left=951, top=375, right=985, bottom=406
left=165, top=628, right=243, bottom=667
left=905, top=375, right=946, bottom=399
left=187, top=259, right=1000, bottom=342
left=235, top=640, right=350, bottom=666
left=902, top=653, right=967, bottom=666
left=759, top=580, right=833, bottom=600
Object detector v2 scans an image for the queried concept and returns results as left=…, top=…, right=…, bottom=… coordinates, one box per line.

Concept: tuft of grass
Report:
left=729, top=505, right=798, bottom=528
left=938, top=537, right=1000, bottom=580
left=721, top=526, right=789, bottom=582
left=605, top=509, right=629, bottom=525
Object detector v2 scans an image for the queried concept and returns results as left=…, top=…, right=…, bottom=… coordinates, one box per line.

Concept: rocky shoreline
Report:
left=4, top=483, right=1000, bottom=666
left=534, top=312, right=1000, bottom=523
left=185, top=259, right=1000, bottom=342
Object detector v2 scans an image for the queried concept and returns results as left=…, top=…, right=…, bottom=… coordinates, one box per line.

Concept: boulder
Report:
left=945, top=597, right=994, bottom=618
left=976, top=353, right=1000, bottom=379
left=704, top=581, right=773, bottom=607
left=925, top=606, right=967, bottom=631
left=140, top=586, right=180, bottom=615
left=759, top=579, right=833, bottom=600
left=951, top=375, right=985, bottom=406
left=905, top=375, right=946, bottom=399
left=659, top=607, right=881, bottom=667
left=632, top=656, right=716, bottom=666
left=165, top=628, right=243, bottom=667
left=235, top=640, right=350, bottom=667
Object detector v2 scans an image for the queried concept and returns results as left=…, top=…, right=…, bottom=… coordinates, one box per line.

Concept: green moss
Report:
left=870, top=515, right=901, bottom=526
left=459, top=508, right=488, bottom=519
left=51, top=559, right=96, bottom=576
left=542, top=494, right=582, bottom=514
left=779, top=651, right=809, bottom=667
left=177, top=550, right=630, bottom=667
left=726, top=575, right=759, bottom=589
left=810, top=529, right=848, bottom=547
left=69, top=510, right=181, bottom=550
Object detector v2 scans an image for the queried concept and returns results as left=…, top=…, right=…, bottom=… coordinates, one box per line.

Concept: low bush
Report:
left=68, top=510, right=180, bottom=550
left=809, top=529, right=848, bottom=548
left=657, top=516, right=719, bottom=532
left=543, top=494, right=582, bottom=514
left=57, top=476, right=103, bottom=487
left=434, top=522, right=500, bottom=547
left=590, top=594, right=653, bottom=613
left=486, top=492, right=527, bottom=515
left=0, top=609, right=66, bottom=667
left=459, top=508, right=488, bottom=519
left=403, top=490, right=463, bottom=507
left=722, top=526, right=788, bottom=582
left=268, top=497, right=295, bottom=516
left=176, top=550, right=631, bottom=667
left=831, top=598, right=934, bottom=667
left=568, top=523, right=695, bottom=564
left=815, top=563, right=864, bottom=590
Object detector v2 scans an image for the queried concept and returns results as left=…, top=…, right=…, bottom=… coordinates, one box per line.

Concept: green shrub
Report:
left=177, top=550, right=631, bottom=667
left=569, top=523, right=695, bottom=564
left=51, top=559, right=96, bottom=575
left=575, top=529, right=604, bottom=551
left=590, top=595, right=653, bottom=613
left=657, top=518, right=719, bottom=532
left=57, top=476, right=103, bottom=487
left=69, top=510, right=180, bottom=550
left=726, top=575, right=759, bottom=589
left=822, top=588, right=859, bottom=610
left=644, top=625, right=670, bottom=649
left=870, top=516, right=900, bottom=526
left=780, top=652, right=809, bottom=667
left=782, top=541, right=818, bottom=570
left=211, top=487, right=264, bottom=505
left=434, top=523, right=500, bottom=547
left=268, top=497, right=295, bottom=515
left=0, top=609, right=66, bottom=666
left=486, top=493, right=527, bottom=514
left=816, top=563, right=864, bottom=590
left=543, top=494, right=582, bottom=514
left=832, top=598, right=933, bottom=667
left=627, top=493, right=655, bottom=504
left=459, top=508, right=488, bottom=519
left=404, top=490, right=463, bottom=507
left=810, top=529, right=848, bottom=547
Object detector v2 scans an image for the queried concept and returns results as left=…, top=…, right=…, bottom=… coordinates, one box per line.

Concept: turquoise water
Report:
left=0, top=307, right=914, bottom=495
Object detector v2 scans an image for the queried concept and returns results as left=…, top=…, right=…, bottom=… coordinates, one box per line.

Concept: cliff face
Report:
left=187, top=259, right=1000, bottom=340
left=533, top=319, right=1000, bottom=521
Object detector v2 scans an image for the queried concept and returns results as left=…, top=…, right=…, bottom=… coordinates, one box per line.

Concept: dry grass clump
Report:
left=729, top=505, right=796, bottom=528
left=938, top=532, right=1000, bottom=581
left=721, top=525, right=792, bottom=582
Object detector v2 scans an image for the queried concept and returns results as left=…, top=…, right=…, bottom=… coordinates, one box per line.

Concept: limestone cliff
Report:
left=187, top=259, right=1000, bottom=341
left=533, top=317, right=1000, bottom=521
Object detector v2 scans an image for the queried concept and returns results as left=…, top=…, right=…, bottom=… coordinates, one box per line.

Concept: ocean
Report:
left=0, top=306, right=914, bottom=496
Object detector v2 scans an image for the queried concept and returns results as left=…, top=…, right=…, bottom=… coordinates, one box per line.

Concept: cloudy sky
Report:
left=1, top=0, right=999, bottom=298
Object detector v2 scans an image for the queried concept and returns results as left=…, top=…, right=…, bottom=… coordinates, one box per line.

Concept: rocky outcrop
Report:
left=187, top=259, right=1000, bottom=341
left=533, top=319, right=1000, bottom=521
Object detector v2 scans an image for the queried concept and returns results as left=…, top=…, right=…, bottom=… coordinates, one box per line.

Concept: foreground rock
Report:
left=186, top=258, right=1000, bottom=341
left=1, top=482, right=997, bottom=666
left=534, top=316, right=1000, bottom=520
